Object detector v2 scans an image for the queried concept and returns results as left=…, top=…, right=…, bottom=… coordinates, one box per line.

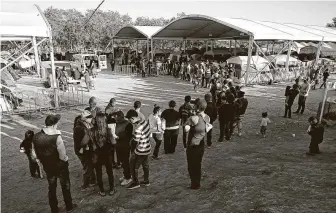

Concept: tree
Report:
left=326, top=17, right=336, bottom=28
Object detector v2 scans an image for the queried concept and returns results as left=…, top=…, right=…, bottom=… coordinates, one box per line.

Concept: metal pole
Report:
left=319, top=86, right=328, bottom=122
left=151, top=39, right=154, bottom=62
left=49, top=36, right=59, bottom=108
left=234, top=40, right=237, bottom=56
left=229, top=40, right=231, bottom=51
left=285, top=41, right=293, bottom=71
left=147, top=39, right=149, bottom=60
left=272, top=41, right=275, bottom=54
left=314, top=40, right=323, bottom=68
left=136, top=40, right=138, bottom=55
left=32, top=36, right=41, bottom=78
left=245, top=36, right=254, bottom=85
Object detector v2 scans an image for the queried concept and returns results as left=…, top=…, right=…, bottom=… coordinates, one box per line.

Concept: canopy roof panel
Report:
left=219, top=18, right=294, bottom=40
left=284, top=23, right=336, bottom=42
left=152, top=15, right=252, bottom=40
left=307, top=26, right=336, bottom=36
left=255, top=21, right=322, bottom=41
left=0, top=12, right=50, bottom=39
left=113, top=26, right=162, bottom=40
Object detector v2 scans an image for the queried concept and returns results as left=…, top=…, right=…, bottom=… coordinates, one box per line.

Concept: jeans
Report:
left=130, top=153, right=149, bottom=185
left=118, top=146, right=131, bottom=179
left=152, top=133, right=163, bottom=158
left=235, top=115, right=244, bottom=135
left=219, top=120, right=234, bottom=141
left=309, top=140, right=320, bottom=153
left=164, top=129, right=179, bottom=153
left=94, top=149, right=114, bottom=192
left=46, top=161, right=73, bottom=213
left=78, top=152, right=96, bottom=187
left=26, top=154, right=40, bottom=177
left=186, top=143, right=204, bottom=187
left=205, top=78, right=210, bottom=88
left=297, top=95, right=307, bottom=114
left=284, top=104, right=293, bottom=118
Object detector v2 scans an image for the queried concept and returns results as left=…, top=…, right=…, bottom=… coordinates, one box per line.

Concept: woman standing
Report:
left=92, top=112, right=116, bottom=196
left=148, top=105, right=165, bottom=160
left=184, top=100, right=211, bottom=189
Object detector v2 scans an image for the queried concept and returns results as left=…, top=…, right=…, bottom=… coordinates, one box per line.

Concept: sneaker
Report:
left=119, top=176, right=125, bottom=182
left=109, top=189, right=116, bottom=196
left=66, top=204, right=77, bottom=212
left=140, top=181, right=150, bottom=186
left=121, top=178, right=132, bottom=186
left=127, top=183, right=140, bottom=190
left=98, top=191, right=106, bottom=197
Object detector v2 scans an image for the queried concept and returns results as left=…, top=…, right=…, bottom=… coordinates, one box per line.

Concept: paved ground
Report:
left=1, top=72, right=336, bottom=213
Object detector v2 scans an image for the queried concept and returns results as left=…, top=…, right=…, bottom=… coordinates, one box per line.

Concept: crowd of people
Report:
left=18, top=66, right=328, bottom=213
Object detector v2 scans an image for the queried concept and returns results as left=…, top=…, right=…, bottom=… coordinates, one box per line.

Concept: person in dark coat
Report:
left=218, top=94, right=237, bottom=141
left=204, top=93, right=217, bottom=147
left=73, top=110, right=96, bottom=190
left=306, top=116, right=325, bottom=155
left=234, top=91, right=248, bottom=136
left=284, top=84, right=299, bottom=118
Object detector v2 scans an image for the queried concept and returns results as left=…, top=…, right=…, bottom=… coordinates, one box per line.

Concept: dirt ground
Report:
left=1, top=72, right=336, bottom=213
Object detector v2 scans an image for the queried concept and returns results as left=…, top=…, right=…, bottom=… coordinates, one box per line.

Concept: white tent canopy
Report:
left=284, top=23, right=336, bottom=42
left=113, top=26, right=162, bottom=40
left=0, top=12, right=50, bottom=40
left=265, top=55, right=301, bottom=66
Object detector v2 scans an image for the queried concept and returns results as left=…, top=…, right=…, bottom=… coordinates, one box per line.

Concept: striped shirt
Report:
left=133, top=120, right=151, bottom=155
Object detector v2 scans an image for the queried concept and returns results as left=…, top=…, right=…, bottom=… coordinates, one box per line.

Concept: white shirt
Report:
left=148, top=114, right=165, bottom=133
left=260, top=118, right=271, bottom=127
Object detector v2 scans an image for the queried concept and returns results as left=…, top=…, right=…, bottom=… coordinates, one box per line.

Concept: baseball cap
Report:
left=81, top=110, right=93, bottom=119
left=45, top=114, right=61, bottom=126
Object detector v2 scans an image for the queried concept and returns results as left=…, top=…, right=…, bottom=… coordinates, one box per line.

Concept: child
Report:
left=20, top=130, right=41, bottom=178
left=306, top=116, right=324, bottom=155
left=260, top=112, right=271, bottom=137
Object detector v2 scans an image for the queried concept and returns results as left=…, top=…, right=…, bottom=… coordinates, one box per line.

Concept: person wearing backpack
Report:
left=179, top=96, right=193, bottom=148
left=92, top=112, right=116, bottom=196
left=306, top=116, right=325, bottom=155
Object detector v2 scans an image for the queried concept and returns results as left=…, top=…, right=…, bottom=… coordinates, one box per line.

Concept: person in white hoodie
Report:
left=148, top=105, right=165, bottom=160
left=295, top=79, right=310, bottom=115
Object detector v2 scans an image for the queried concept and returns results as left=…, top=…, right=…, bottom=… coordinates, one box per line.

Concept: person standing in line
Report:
left=204, top=65, right=212, bottom=88
left=134, top=100, right=146, bottom=122
left=20, top=130, right=41, bottom=178
left=184, top=100, right=211, bottom=189
left=148, top=105, right=165, bottom=160
left=161, top=100, right=181, bottom=154
left=73, top=110, right=96, bottom=190
left=33, top=114, right=77, bottom=213
left=91, top=113, right=116, bottom=196
left=218, top=94, right=237, bottom=142
left=234, top=91, right=248, bottom=136
left=105, top=98, right=120, bottom=116
left=284, top=84, right=299, bottom=118
left=114, top=111, right=133, bottom=186
left=125, top=110, right=151, bottom=190
left=85, top=96, right=102, bottom=124
left=320, top=70, right=329, bottom=89
left=179, top=96, right=193, bottom=148
left=306, top=116, right=325, bottom=155
left=295, top=79, right=310, bottom=115
left=204, top=94, right=217, bottom=147
left=260, top=112, right=271, bottom=138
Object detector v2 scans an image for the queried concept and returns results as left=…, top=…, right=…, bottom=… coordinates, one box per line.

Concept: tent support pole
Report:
left=49, top=36, right=59, bottom=108
left=211, top=40, right=214, bottom=51
left=253, top=41, right=276, bottom=70
left=147, top=39, right=150, bottom=60
left=315, top=40, right=323, bottom=69
left=136, top=40, right=138, bottom=55
left=319, top=86, right=328, bottom=122
left=285, top=41, right=293, bottom=71
left=32, top=36, right=41, bottom=78
left=245, top=36, right=254, bottom=85
left=234, top=40, right=237, bottom=56
left=151, top=39, right=154, bottom=62
left=266, top=41, right=269, bottom=55
left=229, top=40, right=231, bottom=51
left=272, top=41, right=275, bottom=54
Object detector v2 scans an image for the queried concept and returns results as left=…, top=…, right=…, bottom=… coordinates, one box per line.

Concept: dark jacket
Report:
left=218, top=103, right=237, bottom=122
left=73, top=120, right=93, bottom=156
left=236, top=97, right=248, bottom=115
left=20, top=139, right=33, bottom=157
left=308, top=124, right=324, bottom=144
left=204, top=101, right=217, bottom=123
left=161, top=109, right=180, bottom=128
left=115, top=119, right=133, bottom=148
left=287, top=89, right=299, bottom=106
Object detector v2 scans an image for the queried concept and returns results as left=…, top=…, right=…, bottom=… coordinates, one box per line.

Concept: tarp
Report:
left=113, top=26, right=162, bottom=39
left=265, top=55, right=301, bottom=66
left=0, top=12, right=50, bottom=39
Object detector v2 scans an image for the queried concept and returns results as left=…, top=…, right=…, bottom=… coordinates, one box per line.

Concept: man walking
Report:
left=295, top=79, right=310, bottom=115
left=33, top=114, right=77, bottom=213
left=126, top=110, right=151, bottom=189
left=179, top=96, right=193, bottom=148
left=320, top=70, right=330, bottom=89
